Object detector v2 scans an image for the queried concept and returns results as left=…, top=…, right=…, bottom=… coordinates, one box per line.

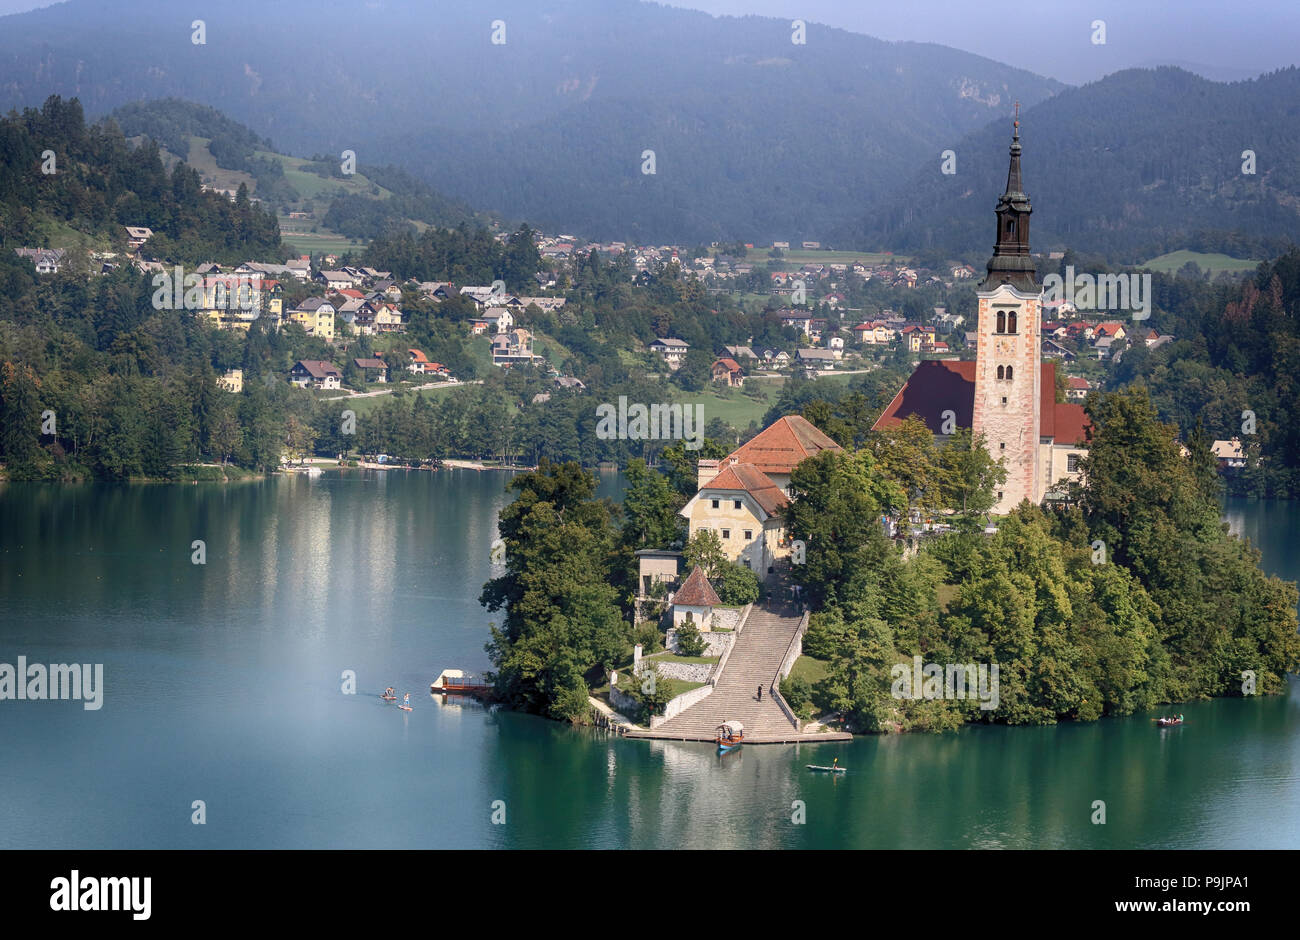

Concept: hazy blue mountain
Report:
left=0, top=0, right=1060, bottom=242
left=855, top=67, right=1300, bottom=262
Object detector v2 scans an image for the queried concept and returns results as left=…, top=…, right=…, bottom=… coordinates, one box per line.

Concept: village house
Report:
left=853, top=321, right=896, bottom=346
left=289, top=360, right=342, bottom=390
left=796, top=347, right=837, bottom=375
left=650, top=337, right=690, bottom=369
left=353, top=357, right=389, bottom=383
left=286, top=297, right=336, bottom=341
left=14, top=247, right=67, bottom=274
left=1065, top=376, right=1091, bottom=401
left=316, top=270, right=356, bottom=292
left=711, top=357, right=745, bottom=387
left=216, top=368, right=244, bottom=393
left=1212, top=439, right=1247, bottom=469
left=1041, top=338, right=1076, bottom=361
left=492, top=328, right=538, bottom=367
left=406, top=349, right=448, bottom=377
left=633, top=549, right=682, bottom=624
left=779, top=309, right=813, bottom=335
left=897, top=324, right=935, bottom=353
left=124, top=226, right=153, bottom=250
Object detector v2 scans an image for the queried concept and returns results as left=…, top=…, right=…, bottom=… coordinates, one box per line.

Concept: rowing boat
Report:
left=807, top=764, right=845, bottom=773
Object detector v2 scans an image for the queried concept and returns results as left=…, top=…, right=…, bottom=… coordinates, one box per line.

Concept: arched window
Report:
left=996, top=311, right=1006, bottom=334
left=996, top=365, right=1004, bottom=380
left=1008, top=312, right=1018, bottom=333
left=1005, top=220, right=1015, bottom=237
left=1006, top=365, right=1014, bottom=380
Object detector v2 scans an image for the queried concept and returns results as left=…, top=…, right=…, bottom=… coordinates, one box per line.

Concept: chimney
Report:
left=696, top=459, right=721, bottom=491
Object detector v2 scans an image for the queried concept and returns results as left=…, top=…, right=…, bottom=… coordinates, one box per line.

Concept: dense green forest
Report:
left=780, top=386, right=1299, bottom=730
left=859, top=67, right=1300, bottom=262
left=1104, top=249, right=1300, bottom=496
left=0, top=97, right=282, bottom=262
left=478, top=386, right=1299, bottom=727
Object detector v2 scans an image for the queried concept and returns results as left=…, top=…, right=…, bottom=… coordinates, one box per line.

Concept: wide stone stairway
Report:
left=630, top=599, right=809, bottom=741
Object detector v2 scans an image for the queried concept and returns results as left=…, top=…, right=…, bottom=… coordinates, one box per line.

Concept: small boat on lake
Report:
left=807, top=763, right=845, bottom=773
left=716, top=721, right=744, bottom=752
left=1155, top=715, right=1184, bottom=727
left=431, top=669, right=492, bottom=697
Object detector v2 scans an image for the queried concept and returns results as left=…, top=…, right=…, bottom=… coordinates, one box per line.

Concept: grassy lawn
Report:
left=788, top=655, right=831, bottom=686
left=1140, top=250, right=1259, bottom=276
left=677, top=381, right=782, bottom=430
left=186, top=137, right=256, bottom=192
left=335, top=382, right=466, bottom=414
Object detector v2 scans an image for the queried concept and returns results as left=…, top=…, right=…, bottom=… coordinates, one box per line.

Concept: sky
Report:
left=0, top=0, right=1294, bottom=85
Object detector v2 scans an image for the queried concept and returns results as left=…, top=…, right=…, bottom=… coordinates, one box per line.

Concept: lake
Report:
left=1, top=476, right=1296, bottom=849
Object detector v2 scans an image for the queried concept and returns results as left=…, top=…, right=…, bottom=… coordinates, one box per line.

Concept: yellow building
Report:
left=680, top=462, right=791, bottom=574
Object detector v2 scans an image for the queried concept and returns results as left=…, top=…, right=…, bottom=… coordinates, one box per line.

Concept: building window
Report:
left=997, top=365, right=1004, bottom=380
left=1001, top=396, right=1008, bottom=405
left=743, top=530, right=753, bottom=540
left=721, top=529, right=730, bottom=539
left=1068, top=454, right=1080, bottom=473
left=996, top=311, right=1006, bottom=334
left=997, top=491, right=1004, bottom=500
left=1008, top=312, right=1018, bottom=333
left=711, top=499, right=719, bottom=509
left=1005, top=365, right=1014, bottom=380
left=1000, top=442, right=1006, bottom=450
left=733, top=499, right=742, bottom=510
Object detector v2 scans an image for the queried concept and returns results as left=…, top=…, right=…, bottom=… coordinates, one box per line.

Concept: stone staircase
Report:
left=643, top=600, right=804, bottom=740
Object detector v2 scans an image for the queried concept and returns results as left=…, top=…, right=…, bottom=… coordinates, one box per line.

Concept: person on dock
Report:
left=757, top=684, right=763, bottom=701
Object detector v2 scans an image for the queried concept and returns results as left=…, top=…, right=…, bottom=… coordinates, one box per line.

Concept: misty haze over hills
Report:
left=0, top=0, right=1296, bottom=255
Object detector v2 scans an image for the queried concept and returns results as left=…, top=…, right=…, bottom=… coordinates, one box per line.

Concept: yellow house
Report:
left=287, top=297, right=336, bottom=341
left=679, top=462, right=790, bottom=574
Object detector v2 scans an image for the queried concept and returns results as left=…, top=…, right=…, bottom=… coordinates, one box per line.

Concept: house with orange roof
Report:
left=711, top=357, right=744, bottom=387
left=698, top=414, right=843, bottom=496
left=680, top=461, right=792, bottom=574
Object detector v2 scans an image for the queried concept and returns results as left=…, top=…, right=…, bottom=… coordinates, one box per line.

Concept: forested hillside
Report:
left=0, top=96, right=282, bottom=262
left=0, top=0, right=1059, bottom=243
left=857, top=67, right=1300, bottom=262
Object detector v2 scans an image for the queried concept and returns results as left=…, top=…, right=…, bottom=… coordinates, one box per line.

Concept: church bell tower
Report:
left=972, top=107, right=1042, bottom=513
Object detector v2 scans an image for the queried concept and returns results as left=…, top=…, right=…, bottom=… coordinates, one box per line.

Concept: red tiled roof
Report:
left=408, top=348, right=430, bottom=362
left=872, top=360, right=1092, bottom=446
left=699, top=462, right=790, bottom=517
left=1067, top=376, right=1090, bottom=389
left=673, top=566, right=721, bottom=607
left=713, top=357, right=742, bottom=373
left=724, top=415, right=843, bottom=476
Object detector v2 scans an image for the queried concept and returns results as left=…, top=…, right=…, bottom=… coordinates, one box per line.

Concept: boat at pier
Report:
left=431, top=669, right=492, bottom=697
left=716, top=721, right=744, bottom=752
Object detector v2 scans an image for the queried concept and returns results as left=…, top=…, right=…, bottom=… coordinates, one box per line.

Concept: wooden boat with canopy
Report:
left=715, top=720, right=744, bottom=751
left=430, top=669, right=492, bottom=698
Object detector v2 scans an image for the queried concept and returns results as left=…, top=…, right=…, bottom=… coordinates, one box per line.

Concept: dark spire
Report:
left=982, top=102, right=1038, bottom=293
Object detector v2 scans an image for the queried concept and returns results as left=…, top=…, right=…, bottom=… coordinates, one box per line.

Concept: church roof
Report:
left=699, top=462, right=790, bottom=517
left=872, top=359, right=1091, bottom=446
left=724, top=415, right=843, bottom=476
left=673, top=566, right=721, bottom=608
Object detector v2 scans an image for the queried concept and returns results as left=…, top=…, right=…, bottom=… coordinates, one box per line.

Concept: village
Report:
left=14, top=221, right=1254, bottom=472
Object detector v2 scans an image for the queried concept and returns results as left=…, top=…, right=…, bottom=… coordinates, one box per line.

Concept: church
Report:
left=872, top=120, right=1090, bottom=514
